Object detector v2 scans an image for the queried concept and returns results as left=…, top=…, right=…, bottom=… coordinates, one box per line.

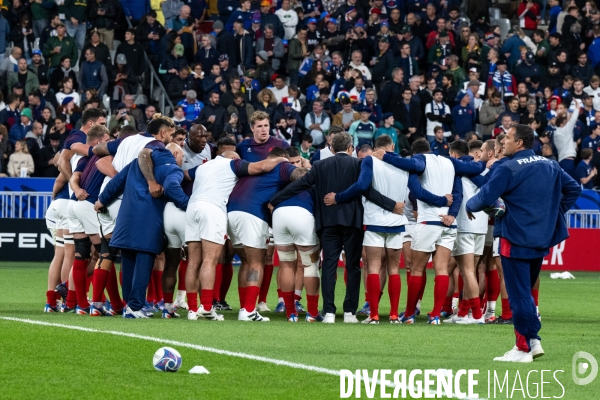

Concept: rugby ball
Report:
left=483, top=198, right=506, bottom=218
left=153, top=347, right=182, bottom=372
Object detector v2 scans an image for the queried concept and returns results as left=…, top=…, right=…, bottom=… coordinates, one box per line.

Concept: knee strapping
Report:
left=304, top=262, right=320, bottom=278
left=63, top=234, right=74, bottom=245
left=55, top=237, right=65, bottom=248
left=300, top=245, right=320, bottom=277
left=299, top=245, right=320, bottom=266
left=277, top=250, right=297, bottom=262
left=93, top=243, right=101, bottom=254
left=74, top=237, right=92, bottom=260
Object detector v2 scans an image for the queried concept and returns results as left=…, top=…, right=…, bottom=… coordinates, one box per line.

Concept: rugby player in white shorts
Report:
left=184, top=150, right=288, bottom=321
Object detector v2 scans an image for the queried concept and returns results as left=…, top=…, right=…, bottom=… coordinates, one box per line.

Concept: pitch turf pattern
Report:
left=0, top=263, right=599, bottom=399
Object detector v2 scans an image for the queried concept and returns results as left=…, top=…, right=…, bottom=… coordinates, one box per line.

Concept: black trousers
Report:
left=320, top=225, right=364, bottom=315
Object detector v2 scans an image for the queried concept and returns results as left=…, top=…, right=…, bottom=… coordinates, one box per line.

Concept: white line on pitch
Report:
left=0, top=316, right=484, bottom=399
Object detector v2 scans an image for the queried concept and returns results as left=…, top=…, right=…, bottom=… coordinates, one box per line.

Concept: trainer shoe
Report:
left=357, top=302, right=370, bottom=315
left=162, top=309, right=180, bottom=318
left=219, top=300, right=233, bottom=311
left=362, top=316, right=380, bottom=324
left=343, top=312, right=359, bottom=323
left=124, top=306, right=151, bottom=319
left=89, top=304, right=107, bottom=316
left=274, top=301, right=285, bottom=313
left=440, top=310, right=453, bottom=318
left=256, top=301, right=271, bottom=312
left=142, top=301, right=158, bottom=313
left=212, top=300, right=222, bottom=311
left=55, top=282, right=68, bottom=300
left=61, top=303, right=76, bottom=313
left=295, top=301, right=305, bottom=314
left=530, top=339, right=544, bottom=358
left=389, top=316, right=400, bottom=324
left=156, top=300, right=165, bottom=311
left=443, top=314, right=461, bottom=324
left=484, top=313, right=497, bottom=323
left=187, top=310, right=199, bottom=320
left=197, top=305, right=225, bottom=321
left=427, top=316, right=441, bottom=325
left=288, top=313, right=298, bottom=322
left=238, top=308, right=270, bottom=322
left=494, top=316, right=514, bottom=325
left=322, top=313, right=335, bottom=323
left=400, top=314, right=416, bottom=324
left=75, top=306, right=90, bottom=315
left=493, top=349, right=533, bottom=363
left=174, top=299, right=188, bottom=310
left=305, top=312, right=324, bottom=322
left=43, top=303, right=58, bottom=313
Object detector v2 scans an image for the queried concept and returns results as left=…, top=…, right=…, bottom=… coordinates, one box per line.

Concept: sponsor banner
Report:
left=0, top=219, right=54, bottom=262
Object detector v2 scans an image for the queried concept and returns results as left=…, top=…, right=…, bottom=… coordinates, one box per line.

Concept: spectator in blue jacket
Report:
left=452, top=91, right=476, bottom=139
left=121, top=0, right=150, bottom=25
left=9, top=108, right=33, bottom=145
left=575, top=148, right=597, bottom=189
left=501, top=29, right=526, bottom=68
left=588, top=26, right=600, bottom=72
left=226, top=0, right=253, bottom=33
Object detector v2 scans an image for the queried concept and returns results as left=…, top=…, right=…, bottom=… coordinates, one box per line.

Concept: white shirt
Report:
left=417, top=154, right=455, bottom=223
left=349, top=62, right=372, bottom=81
left=270, top=85, right=289, bottom=104
left=188, top=156, right=240, bottom=212
left=275, top=8, right=298, bottom=40
left=584, top=85, right=600, bottom=111
left=553, top=107, right=579, bottom=162
left=182, top=140, right=212, bottom=171
left=456, top=176, right=487, bottom=234
left=425, top=101, right=452, bottom=137
left=363, top=157, right=408, bottom=228
left=55, top=91, right=82, bottom=107
left=304, top=111, right=330, bottom=146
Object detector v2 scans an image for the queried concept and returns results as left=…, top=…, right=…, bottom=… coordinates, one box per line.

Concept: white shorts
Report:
left=363, top=230, right=404, bottom=250
left=45, top=201, right=59, bottom=239
left=97, top=198, right=121, bottom=236
left=411, top=223, right=457, bottom=253
left=71, top=200, right=100, bottom=235
left=452, top=232, right=486, bottom=257
left=485, top=224, right=494, bottom=246
left=53, top=198, right=71, bottom=231
left=493, top=237, right=499, bottom=257
left=67, top=201, right=83, bottom=233
left=227, top=211, right=269, bottom=249
left=164, top=202, right=187, bottom=248
left=272, top=206, right=318, bottom=247
left=402, top=224, right=415, bottom=244
left=185, top=201, right=228, bottom=245
left=268, top=227, right=274, bottom=246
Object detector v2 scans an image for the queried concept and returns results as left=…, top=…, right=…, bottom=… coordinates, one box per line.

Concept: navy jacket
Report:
left=466, top=149, right=581, bottom=256
left=100, top=149, right=189, bottom=254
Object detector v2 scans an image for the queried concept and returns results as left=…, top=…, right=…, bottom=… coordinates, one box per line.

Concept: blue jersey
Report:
left=55, top=183, right=70, bottom=200
left=581, top=135, right=600, bottom=153
left=228, top=162, right=296, bottom=225
left=106, top=137, right=125, bottom=156
left=430, top=139, right=449, bottom=157
left=63, top=130, right=86, bottom=150
left=73, top=155, right=106, bottom=203
left=574, top=161, right=593, bottom=189
left=236, top=136, right=291, bottom=162
left=275, top=190, right=314, bottom=214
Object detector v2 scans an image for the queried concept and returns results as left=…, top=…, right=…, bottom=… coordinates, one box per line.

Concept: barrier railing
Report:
left=566, top=210, right=600, bottom=229
left=0, top=191, right=53, bottom=219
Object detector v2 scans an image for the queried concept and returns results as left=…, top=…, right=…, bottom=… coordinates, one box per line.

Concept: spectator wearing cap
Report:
left=547, top=32, right=562, bottom=60
left=43, top=22, right=78, bottom=69
left=427, top=30, right=452, bottom=72
left=28, top=50, right=49, bottom=82
left=226, top=0, right=252, bottom=32
left=348, top=105, right=376, bottom=147
left=371, top=36, right=395, bottom=86
left=160, top=43, right=188, bottom=86
left=452, top=91, right=476, bottom=140
left=374, top=113, right=401, bottom=153
left=116, top=29, right=146, bottom=78
left=79, top=47, right=109, bottom=99
left=488, top=58, right=517, bottom=100
left=571, top=52, right=594, bottom=86
left=168, top=65, right=195, bottom=103
left=109, top=102, right=136, bottom=130
left=109, top=54, right=136, bottom=105
left=8, top=58, right=39, bottom=95
left=259, top=1, right=284, bottom=38
left=542, top=61, right=564, bottom=89
left=514, top=50, right=541, bottom=85
left=9, top=107, right=33, bottom=145
left=195, top=90, right=227, bottom=139
left=177, top=89, right=204, bottom=121
left=398, top=25, right=425, bottom=64
left=305, top=17, right=320, bottom=52
left=339, top=6, right=358, bottom=33
left=79, top=29, right=112, bottom=70
left=195, top=34, right=220, bottom=73
left=501, top=28, right=526, bottom=68
left=136, top=11, right=166, bottom=62
left=254, top=50, right=274, bottom=89
left=275, top=0, right=299, bottom=40
left=233, top=19, right=255, bottom=69
left=88, top=0, right=117, bottom=50
left=38, top=77, right=57, bottom=109
left=256, top=24, right=285, bottom=71
left=426, top=17, right=456, bottom=50
left=38, top=132, right=61, bottom=177
left=480, top=31, right=499, bottom=62
left=462, top=78, right=481, bottom=109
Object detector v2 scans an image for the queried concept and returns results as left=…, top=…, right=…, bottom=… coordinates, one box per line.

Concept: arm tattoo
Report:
left=138, top=149, right=157, bottom=183
left=93, top=143, right=110, bottom=156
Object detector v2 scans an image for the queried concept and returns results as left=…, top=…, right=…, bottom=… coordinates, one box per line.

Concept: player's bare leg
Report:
left=428, top=245, right=451, bottom=323
left=302, top=247, right=321, bottom=321
left=46, top=229, right=65, bottom=312
left=496, top=256, right=513, bottom=324
left=385, top=247, right=401, bottom=323
left=175, top=247, right=188, bottom=309
left=238, top=246, right=269, bottom=321
left=162, top=247, right=181, bottom=317
left=452, top=253, right=484, bottom=324
left=275, top=244, right=297, bottom=320
left=196, top=240, right=225, bottom=320
left=293, top=261, right=305, bottom=313
left=358, top=247, right=370, bottom=315
left=257, top=244, right=275, bottom=312
left=364, top=246, right=383, bottom=323
left=403, top=249, right=430, bottom=321
left=216, top=240, right=234, bottom=310
left=185, top=241, right=203, bottom=317
left=484, top=248, right=500, bottom=322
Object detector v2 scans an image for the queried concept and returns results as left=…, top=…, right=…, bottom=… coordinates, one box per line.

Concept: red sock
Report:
left=457, top=298, right=471, bottom=317
left=152, top=270, right=163, bottom=302
left=238, top=286, right=246, bottom=308
left=164, top=292, right=174, bottom=303
left=406, top=269, right=411, bottom=282
left=277, top=288, right=282, bottom=299
left=307, top=294, right=319, bottom=317
left=418, top=272, right=427, bottom=301
left=92, top=269, right=109, bottom=303
left=486, top=270, right=500, bottom=301
left=531, top=289, right=539, bottom=306
left=178, top=260, right=187, bottom=291
left=442, top=296, right=453, bottom=314
left=220, top=263, right=233, bottom=301
left=187, top=292, right=198, bottom=312
left=282, top=291, right=295, bottom=318
left=258, top=264, right=274, bottom=303
left=200, top=289, right=213, bottom=311
left=46, top=290, right=55, bottom=305
left=66, top=290, right=77, bottom=308
left=294, top=292, right=302, bottom=302
left=243, top=285, right=260, bottom=312
left=106, top=265, right=123, bottom=311
left=72, top=259, right=89, bottom=308
left=213, top=264, right=223, bottom=302
left=55, top=291, right=61, bottom=303
left=470, top=297, right=482, bottom=319
left=388, top=274, right=401, bottom=318
left=405, top=275, right=422, bottom=318
left=86, top=275, right=92, bottom=294
left=367, top=274, right=381, bottom=319
left=147, top=274, right=155, bottom=304
left=501, top=298, right=512, bottom=319
left=431, top=275, right=450, bottom=318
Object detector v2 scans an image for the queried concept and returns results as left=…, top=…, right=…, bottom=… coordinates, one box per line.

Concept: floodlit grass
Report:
left=0, top=262, right=598, bottom=399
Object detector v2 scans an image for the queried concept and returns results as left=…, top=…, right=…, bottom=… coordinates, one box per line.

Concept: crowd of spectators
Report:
left=0, top=0, right=599, bottom=186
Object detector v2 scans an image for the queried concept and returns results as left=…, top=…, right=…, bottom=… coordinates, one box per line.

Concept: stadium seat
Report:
left=489, top=7, right=501, bottom=20
left=491, top=18, right=511, bottom=40
left=102, top=94, right=111, bottom=115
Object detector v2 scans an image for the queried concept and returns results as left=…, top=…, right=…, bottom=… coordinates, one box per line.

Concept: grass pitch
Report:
left=0, top=262, right=598, bottom=399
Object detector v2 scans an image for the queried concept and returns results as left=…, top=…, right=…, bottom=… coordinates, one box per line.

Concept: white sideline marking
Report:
left=0, top=316, right=484, bottom=399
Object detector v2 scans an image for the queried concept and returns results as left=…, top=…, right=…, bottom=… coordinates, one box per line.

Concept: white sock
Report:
left=93, top=302, right=103, bottom=308
left=176, top=290, right=186, bottom=302
left=278, top=297, right=284, bottom=303
left=416, top=299, right=422, bottom=311
left=451, top=297, right=459, bottom=310
left=487, top=301, right=496, bottom=315
left=294, top=290, right=302, bottom=299
left=165, top=303, right=174, bottom=313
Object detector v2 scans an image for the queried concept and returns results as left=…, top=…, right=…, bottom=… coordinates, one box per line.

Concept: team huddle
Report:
left=43, top=107, right=580, bottom=362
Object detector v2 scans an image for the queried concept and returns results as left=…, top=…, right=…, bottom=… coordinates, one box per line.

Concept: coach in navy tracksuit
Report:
left=467, top=125, right=581, bottom=362
left=97, top=147, right=189, bottom=317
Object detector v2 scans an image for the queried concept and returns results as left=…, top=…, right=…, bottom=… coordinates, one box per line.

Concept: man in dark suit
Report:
left=270, top=133, right=404, bottom=323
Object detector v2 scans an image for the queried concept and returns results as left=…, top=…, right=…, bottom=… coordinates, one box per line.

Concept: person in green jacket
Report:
left=64, top=0, right=87, bottom=50
left=31, top=0, right=55, bottom=37
left=7, top=58, right=40, bottom=94
left=43, top=22, right=78, bottom=69
left=287, top=26, right=309, bottom=86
